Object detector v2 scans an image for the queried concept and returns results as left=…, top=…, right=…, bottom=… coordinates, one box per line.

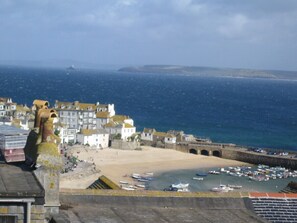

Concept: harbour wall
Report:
left=176, top=143, right=297, bottom=169
left=221, top=148, right=297, bottom=169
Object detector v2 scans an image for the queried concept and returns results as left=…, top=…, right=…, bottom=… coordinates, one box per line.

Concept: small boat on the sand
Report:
left=132, top=173, right=141, bottom=179
left=119, top=181, right=128, bottom=184
left=136, top=184, right=146, bottom=188
left=122, top=186, right=135, bottom=191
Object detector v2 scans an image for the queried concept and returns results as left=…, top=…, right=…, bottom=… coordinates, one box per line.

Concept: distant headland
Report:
left=119, top=65, right=297, bottom=80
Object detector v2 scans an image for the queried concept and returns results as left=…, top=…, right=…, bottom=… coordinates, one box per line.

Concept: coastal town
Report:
left=1, top=96, right=297, bottom=223
left=0, top=96, right=295, bottom=158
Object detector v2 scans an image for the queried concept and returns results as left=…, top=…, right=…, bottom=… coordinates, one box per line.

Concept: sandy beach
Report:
left=60, top=146, right=249, bottom=189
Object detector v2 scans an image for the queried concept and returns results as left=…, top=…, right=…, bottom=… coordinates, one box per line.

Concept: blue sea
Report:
left=0, top=65, right=296, bottom=150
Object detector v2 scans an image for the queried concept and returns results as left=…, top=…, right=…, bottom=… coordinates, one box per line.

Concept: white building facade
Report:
left=76, top=129, right=109, bottom=148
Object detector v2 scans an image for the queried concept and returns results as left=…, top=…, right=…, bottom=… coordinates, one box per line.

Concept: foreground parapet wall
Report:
left=57, top=190, right=266, bottom=223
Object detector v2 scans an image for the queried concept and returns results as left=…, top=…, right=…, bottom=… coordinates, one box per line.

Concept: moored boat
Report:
left=192, top=177, right=204, bottom=180
left=196, top=172, right=208, bottom=177
left=227, top=184, right=242, bottom=189
left=171, top=183, right=189, bottom=189
left=211, top=184, right=233, bottom=192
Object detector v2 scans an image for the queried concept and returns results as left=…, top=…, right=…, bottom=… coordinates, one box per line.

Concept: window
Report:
left=0, top=216, right=17, bottom=223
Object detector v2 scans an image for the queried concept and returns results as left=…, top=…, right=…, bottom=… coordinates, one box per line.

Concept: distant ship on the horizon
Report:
left=66, top=65, right=76, bottom=70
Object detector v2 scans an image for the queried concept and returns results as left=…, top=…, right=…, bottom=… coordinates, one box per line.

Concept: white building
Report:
left=141, top=128, right=176, bottom=144
left=58, top=127, right=77, bottom=144
left=77, top=129, right=109, bottom=148
left=55, top=100, right=116, bottom=132
left=96, top=111, right=111, bottom=129
left=104, top=115, right=136, bottom=141
left=0, top=97, right=17, bottom=117
left=141, top=128, right=155, bottom=141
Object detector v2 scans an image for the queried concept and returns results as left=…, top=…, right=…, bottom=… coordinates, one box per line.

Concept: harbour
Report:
left=147, top=165, right=297, bottom=193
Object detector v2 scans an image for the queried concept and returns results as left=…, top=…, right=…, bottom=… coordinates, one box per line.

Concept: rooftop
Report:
left=0, top=124, right=29, bottom=135
left=0, top=163, right=44, bottom=203
left=96, top=111, right=110, bottom=118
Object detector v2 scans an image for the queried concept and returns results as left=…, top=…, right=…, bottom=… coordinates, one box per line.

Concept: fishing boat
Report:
left=136, top=184, right=146, bottom=188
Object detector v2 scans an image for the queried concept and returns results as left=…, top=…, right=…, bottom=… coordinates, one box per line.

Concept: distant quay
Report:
left=175, top=142, right=297, bottom=170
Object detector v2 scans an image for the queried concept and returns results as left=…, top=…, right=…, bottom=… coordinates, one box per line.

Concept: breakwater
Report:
left=176, top=143, right=297, bottom=169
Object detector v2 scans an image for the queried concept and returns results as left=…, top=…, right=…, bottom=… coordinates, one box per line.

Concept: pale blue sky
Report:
left=1, top=0, right=297, bottom=70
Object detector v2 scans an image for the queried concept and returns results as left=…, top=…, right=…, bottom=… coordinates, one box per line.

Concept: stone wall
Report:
left=111, top=140, right=140, bottom=150
left=0, top=204, right=45, bottom=223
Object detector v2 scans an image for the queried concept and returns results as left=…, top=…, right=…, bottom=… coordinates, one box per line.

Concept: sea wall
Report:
left=111, top=140, right=140, bottom=150
left=141, top=140, right=176, bottom=149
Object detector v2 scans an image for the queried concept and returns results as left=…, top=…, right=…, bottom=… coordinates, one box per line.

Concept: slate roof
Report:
left=79, top=129, right=108, bottom=136
left=0, top=163, right=44, bottom=203
left=96, top=111, right=110, bottom=118
left=0, top=124, right=29, bottom=135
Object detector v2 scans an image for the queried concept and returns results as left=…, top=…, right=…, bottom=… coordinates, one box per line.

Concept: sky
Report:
left=0, top=0, right=297, bottom=71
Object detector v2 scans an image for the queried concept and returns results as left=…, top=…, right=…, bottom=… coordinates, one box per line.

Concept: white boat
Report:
left=192, top=177, right=204, bottom=181
left=211, top=184, right=233, bottom=192
left=208, top=170, right=220, bottom=175
left=132, top=173, right=141, bottom=179
left=177, top=188, right=189, bottom=192
left=171, top=183, right=189, bottom=189
left=228, top=184, right=242, bottom=189
left=122, top=186, right=135, bottom=191
left=136, top=184, right=146, bottom=188
left=144, top=172, right=154, bottom=176
left=119, top=181, right=128, bottom=184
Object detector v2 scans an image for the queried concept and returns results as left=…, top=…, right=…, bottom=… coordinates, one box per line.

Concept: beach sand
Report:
left=60, top=146, right=248, bottom=189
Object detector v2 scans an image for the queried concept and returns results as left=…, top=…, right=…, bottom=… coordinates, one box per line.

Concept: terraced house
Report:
left=0, top=97, right=16, bottom=117
left=55, top=100, right=136, bottom=143
left=141, top=128, right=176, bottom=147
left=104, top=115, right=136, bottom=141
